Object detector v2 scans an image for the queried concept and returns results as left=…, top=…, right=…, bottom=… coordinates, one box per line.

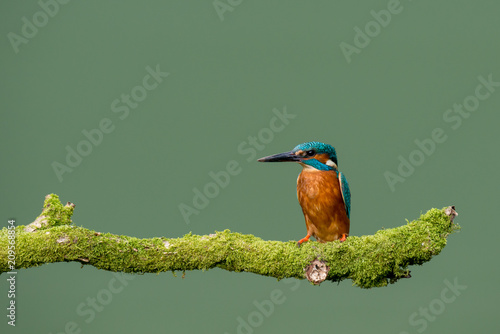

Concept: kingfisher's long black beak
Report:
left=257, top=151, right=301, bottom=162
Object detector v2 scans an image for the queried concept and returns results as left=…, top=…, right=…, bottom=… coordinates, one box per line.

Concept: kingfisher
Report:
left=258, top=142, right=351, bottom=246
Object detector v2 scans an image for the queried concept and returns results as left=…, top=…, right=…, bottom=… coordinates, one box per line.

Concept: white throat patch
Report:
left=299, top=162, right=318, bottom=171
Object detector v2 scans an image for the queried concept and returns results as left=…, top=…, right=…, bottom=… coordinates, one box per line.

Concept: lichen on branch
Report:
left=0, top=194, right=460, bottom=288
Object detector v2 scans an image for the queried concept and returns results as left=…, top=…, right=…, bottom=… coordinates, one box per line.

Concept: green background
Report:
left=1, top=1, right=499, bottom=333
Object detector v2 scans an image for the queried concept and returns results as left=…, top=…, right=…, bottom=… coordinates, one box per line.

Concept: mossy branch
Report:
left=0, top=194, right=460, bottom=288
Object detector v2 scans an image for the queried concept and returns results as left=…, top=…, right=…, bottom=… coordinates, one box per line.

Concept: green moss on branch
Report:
left=0, top=194, right=460, bottom=288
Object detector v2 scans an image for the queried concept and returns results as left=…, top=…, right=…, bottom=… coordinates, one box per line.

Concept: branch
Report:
left=0, top=194, right=460, bottom=288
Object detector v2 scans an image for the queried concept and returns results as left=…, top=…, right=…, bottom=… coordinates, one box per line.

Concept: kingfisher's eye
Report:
left=306, top=150, right=315, bottom=157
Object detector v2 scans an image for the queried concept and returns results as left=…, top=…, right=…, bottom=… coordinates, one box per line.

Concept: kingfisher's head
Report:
left=258, top=141, right=338, bottom=171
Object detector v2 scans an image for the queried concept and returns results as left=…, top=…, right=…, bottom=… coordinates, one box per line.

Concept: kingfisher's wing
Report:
left=338, top=172, right=351, bottom=219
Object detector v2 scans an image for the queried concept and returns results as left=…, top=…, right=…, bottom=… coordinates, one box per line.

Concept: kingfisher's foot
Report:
left=339, top=233, right=348, bottom=242
left=297, top=234, right=311, bottom=247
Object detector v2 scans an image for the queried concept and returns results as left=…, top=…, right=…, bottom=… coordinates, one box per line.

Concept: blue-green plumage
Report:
left=292, top=141, right=338, bottom=170
left=339, top=171, right=351, bottom=219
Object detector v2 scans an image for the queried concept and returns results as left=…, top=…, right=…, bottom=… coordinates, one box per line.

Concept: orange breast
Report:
left=296, top=169, right=349, bottom=242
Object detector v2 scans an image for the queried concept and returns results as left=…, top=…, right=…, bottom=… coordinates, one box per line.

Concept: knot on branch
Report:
left=25, top=194, right=75, bottom=232
left=445, top=205, right=458, bottom=223
left=304, top=259, right=330, bottom=285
